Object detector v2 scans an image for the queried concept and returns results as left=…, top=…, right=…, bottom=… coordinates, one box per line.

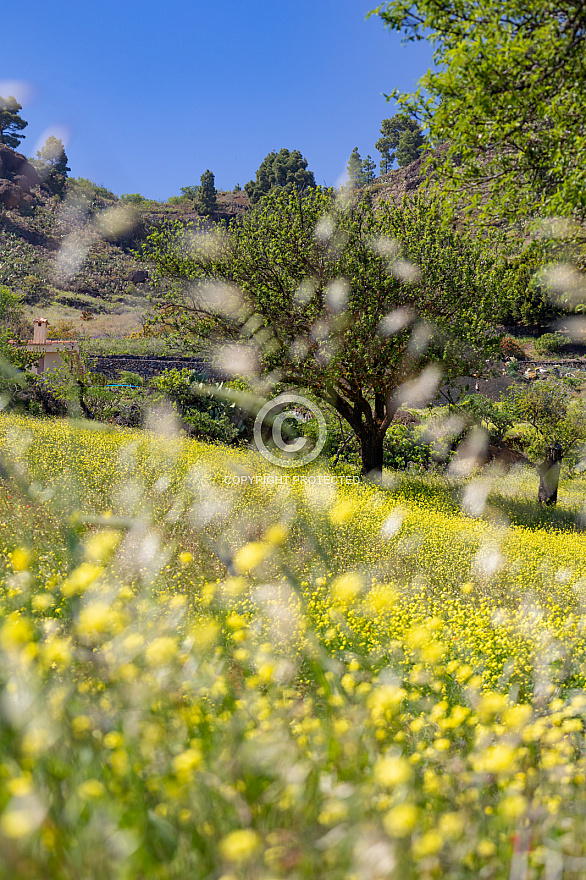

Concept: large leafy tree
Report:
left=33, top=136, right=70, bottom=196
left=370, top=0, right=586, bottom=220
left=145, top=188, right=507, bottom=475
left=245, top=148, right=315, bottom=204
left=0, top=95, right=27, bottom=149
left=375, top=113, right=425, bottom=172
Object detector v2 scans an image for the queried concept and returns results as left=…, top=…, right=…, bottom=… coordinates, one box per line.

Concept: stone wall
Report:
left=87, top=354, right=215, bottom=381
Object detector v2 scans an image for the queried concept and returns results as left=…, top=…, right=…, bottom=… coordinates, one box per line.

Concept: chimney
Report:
left=33, top=318, right=48, bottom=344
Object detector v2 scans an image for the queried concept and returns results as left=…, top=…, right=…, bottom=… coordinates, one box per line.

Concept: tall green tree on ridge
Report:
left=361, top=155, right=378, bottom=184
left=245, top=148, right=315, bottom=204
left=347, top=148, right=363, bottom=187
left=197, top=169, right=217, bottom=216
left=33, top=136, right=70, bottom=197
left=346, top=150, right=377, bottom=187
left=144, top=188, right=508, bottom=475
left=0, top=95, right=27, bottom=149
left=376, top=113, right=425, bottom=172
left=370, top=0, right=586, bottom=221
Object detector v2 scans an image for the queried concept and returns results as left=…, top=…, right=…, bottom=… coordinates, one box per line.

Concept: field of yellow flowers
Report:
left=1, top=412, right=586, bottom=879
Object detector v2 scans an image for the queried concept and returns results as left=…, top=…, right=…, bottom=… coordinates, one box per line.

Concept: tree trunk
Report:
left=359, top=432, right=385, bottom=478
left=537, top=443, right=563, bottom=505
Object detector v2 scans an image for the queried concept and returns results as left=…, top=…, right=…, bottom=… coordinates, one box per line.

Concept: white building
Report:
left=24, top=319, right=82, bottom=374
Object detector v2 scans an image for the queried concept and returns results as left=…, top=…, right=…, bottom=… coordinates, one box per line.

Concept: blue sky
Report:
left=2, top=1, right=432, bottom=200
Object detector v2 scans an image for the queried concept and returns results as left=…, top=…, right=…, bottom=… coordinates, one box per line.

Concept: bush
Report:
left=67, top=177, right=116, bottom=203
left=534, top=332, right=565, bottom=355
left=500, top=335, right=526, bottom=360
left=458, top=394, right=513, bottom=444
left=384, top=423, right=436, bottom=471
left=116, top=370, right=144, bottom=387
left=150, top=368, right=251, bottom=444
left=120, top=193, right=157, bottom=207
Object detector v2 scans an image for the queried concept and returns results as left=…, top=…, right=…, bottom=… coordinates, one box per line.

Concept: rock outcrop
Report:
left=0, top=145, right=40, bottom=210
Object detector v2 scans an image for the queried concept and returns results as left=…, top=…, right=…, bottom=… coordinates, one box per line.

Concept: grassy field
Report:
left=0, top=413, right=586, bottom=878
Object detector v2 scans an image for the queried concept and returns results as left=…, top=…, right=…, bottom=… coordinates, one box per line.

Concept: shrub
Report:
left=116, top=370, right=144, bottom=387
left=500, top=335, right=526, bottom=360
left=150, top=368, right=251, bottom=444
left=534, top=332, right=565, bottom=355
left=384, top=423, right=436, bottom=470
left=458, top=394, right=513, bottom=444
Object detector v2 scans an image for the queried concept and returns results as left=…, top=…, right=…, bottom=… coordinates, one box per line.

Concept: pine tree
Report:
left=361, top=155, right=377, bottom=185
left=379, top=154, right=393, bottom=175
left=197, top=169, right=217, bottom=216
left=34, top=136, right=70, bottom=196
left=0, top=95, right=27, bottom=149
left=347, top=148, right=363, bottom=187
left=244, top=149, right=315, bottom=204
left=396, top=130, right=423, bottom=167
left=375, top=113, right=424, bottom=170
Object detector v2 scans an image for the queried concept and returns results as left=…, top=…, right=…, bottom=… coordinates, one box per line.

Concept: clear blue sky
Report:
left=2, top=1, right=432, bottom=200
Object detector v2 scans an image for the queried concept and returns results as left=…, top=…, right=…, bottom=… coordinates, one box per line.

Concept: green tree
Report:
left=361, top=154, right=377, bottom=184
left=503, top=380, right=586, bottom=504
left=396, top=130, right=423, bottom=167
left=33, top=136, right=70, bottom=196
left=245, top=148, right=315, bottom=204
left=180, top=184, right=200, bottom=201
left=0, top=285, right=35, bottom=371
left=375, top=113, right=424, bottom=171
left=144, top=188, right=505, bottom=475
left=197, top=169, right=217, bottom=216
left=0, top=95, right=27, bottom=149
left=121, top=193, right=150, bottom=205
left=370, top=0, right=586, bottom=220
left=347, top=148, right=363, bottom=187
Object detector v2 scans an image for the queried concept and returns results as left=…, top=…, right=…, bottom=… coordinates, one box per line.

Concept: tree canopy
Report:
left=144, top=188, right=508, bottom=474
left=346, top=148, right=363, bottom=187
left=370, top=0, right=586, bottom=220
left=347, top=149, right=378, bottom=187
left=0, top=95, right=27, bottom=149
left=375, top=113, right=425, bottom=172
left=244, top=148, right=315, bottom=204
left=197, top=169, right=217, bottom=216
left=33, top=136, right=70, bottom=196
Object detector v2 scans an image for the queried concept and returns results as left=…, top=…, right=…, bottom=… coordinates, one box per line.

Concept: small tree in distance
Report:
left=0, top=95, right=27, bottom=148
left=197, top=169, right=217, bottom=217
left=503, top=380, right=586, bottom=505
left=245, top=148, right=315, bottom=204
left=396, top=130, right=424, bottom=167
left=33, top=136, right=70, bottom=197
left=361, top=154, right=377, bottom=184
left=376, top=113, right=425, bottom=171
left=347, top=148, right=363, bottom=187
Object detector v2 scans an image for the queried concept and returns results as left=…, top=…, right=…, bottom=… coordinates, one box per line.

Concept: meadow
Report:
left=0, top=412, right=586, bottom=878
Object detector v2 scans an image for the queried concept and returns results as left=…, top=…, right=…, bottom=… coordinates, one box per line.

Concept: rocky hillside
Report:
left=0, top=141, right=444, bottom=336
left=0, top=145, right=249, bottom=335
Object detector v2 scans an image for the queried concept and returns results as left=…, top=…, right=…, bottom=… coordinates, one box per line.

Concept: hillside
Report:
left=0, top=146, right=248, bottom=338
left=0, top=140, right=440, bottom=341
